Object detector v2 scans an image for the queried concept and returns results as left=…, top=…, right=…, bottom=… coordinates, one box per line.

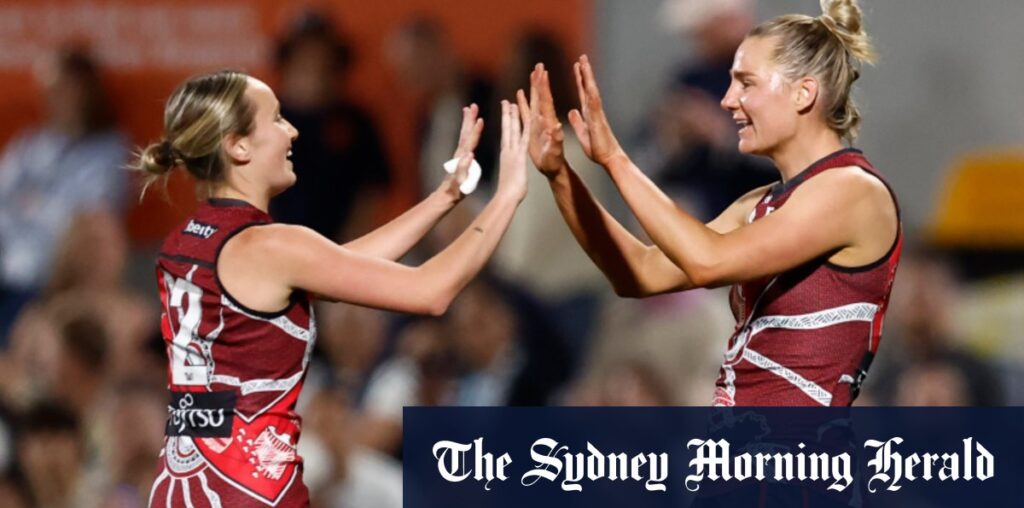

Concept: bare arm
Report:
left=520, top=65, right=755, bottom=297
left=606, top=156, right=893, bottom=286
left=569, top=56, right=896, bottom=287
left=221, top=101, right=529, bottom=315
left=541, top=161, right=690, bottom=296
left=343, top=105, right=484, bottom=260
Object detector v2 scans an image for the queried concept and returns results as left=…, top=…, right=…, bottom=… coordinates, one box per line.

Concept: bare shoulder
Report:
left=221, top=223, right=325, bottom=264
left=229, top=222, right=321, bottom=249
left=795, top=165, right=895, bottom=212
left=791, top=165, right=898, bottom=264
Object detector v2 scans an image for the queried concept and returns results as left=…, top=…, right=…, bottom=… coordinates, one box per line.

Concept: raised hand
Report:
left=439, top=104, right=484, bottom=201
left=568, top=55, right=627, bottom=167
left=496, top=99, right=530, bottom=203
left=517, top=63, right=566, bottom=177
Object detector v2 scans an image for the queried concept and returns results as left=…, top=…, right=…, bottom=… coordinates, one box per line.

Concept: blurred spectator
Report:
left=865, top=248, right=1005, bottom=405
left=487, top=30, right=610, bottom=351
left=52, top=314, right=110, bottom=421
left=0, top=46, right=128, bottom=343
left=572, top=289, right=733, bottom=406
left=17, top=401, right=91, bottom=508
left=270, top=11, right=393, bottom=241
left=360, top=317, right=456, bottom=455
left=563, top=359, right=674, bottom=407
left=447, top=276, right=571, bottom=406
left=639, top=0, right=775, bottom=220
left=0, top=469, right=33, bottom=508
left=47, top=211, right=157, bottom=384
left=54, top=313, right=117, bottom=507
left=358, top=276, right=570, bottom=454
left=387, top=16, right=495, bottom=195
left=313, top=302, right=391, bottom=395
left=2, top=308, right=121, bottom=506
left=100, top=384, right=164, bottom=507
left=300, top=388, right=402, bottom=508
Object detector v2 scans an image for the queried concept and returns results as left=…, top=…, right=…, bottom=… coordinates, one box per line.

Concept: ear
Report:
left=793, top=76, right=819, bottom=113
left=222, top=133, right=251, bottom=164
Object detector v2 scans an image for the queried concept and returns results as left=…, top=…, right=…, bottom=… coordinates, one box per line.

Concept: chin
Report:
left=270, top=175, right=298, bottom=197
left=737, top=139, right=772, bottom=158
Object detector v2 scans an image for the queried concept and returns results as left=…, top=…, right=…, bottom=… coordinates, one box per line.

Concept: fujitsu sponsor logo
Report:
left=167, top=391, right=235, bottom=437
left=183, top=219, right=218, bottom=239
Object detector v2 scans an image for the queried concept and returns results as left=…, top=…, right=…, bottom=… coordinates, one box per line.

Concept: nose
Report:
left=720, top=83, right=739, bottom=112
left=287, top=119, right=299, bottom=141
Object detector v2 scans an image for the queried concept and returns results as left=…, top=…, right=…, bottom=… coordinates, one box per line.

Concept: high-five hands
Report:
left=496, top=99, right=531, bottom=204
left=517, top=63, right=567, bottom=177
left=567, top=55, right=627, bottom=167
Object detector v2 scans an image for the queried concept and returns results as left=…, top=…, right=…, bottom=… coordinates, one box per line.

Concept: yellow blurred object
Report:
left=929, top=148, right=1024, bottom=247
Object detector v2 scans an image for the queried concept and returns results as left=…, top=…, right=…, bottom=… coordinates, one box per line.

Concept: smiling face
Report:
left=235, top=78, right=299, bottom=195
left=720, top=36, right=803, bottom=157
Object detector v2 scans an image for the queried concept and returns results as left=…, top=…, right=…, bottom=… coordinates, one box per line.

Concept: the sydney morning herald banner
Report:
left=404, top=407, right=1024, bottom=507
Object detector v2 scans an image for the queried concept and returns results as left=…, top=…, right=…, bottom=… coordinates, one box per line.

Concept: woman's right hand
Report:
left=518, top=63, right=567, bottom=178
left=495, top=99, right=530, bottom=204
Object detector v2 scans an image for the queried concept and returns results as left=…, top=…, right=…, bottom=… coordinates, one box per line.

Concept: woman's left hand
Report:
left=439, top=104, right=484, bottom=202
left=568, top=55, right=628, bottom=168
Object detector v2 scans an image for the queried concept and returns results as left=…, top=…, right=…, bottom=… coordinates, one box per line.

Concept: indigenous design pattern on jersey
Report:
left=149, top=198, right=315, bottom=507
left=714, top=149, right=902, bottom=407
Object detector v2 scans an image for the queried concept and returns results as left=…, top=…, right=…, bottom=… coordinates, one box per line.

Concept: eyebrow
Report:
left=731, top=70, right=755, bottom=80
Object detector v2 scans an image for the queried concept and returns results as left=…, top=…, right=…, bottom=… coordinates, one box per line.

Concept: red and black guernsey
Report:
left=149, top=198, right=315, bottom=507
left=713, top=148, right=902, bottom=407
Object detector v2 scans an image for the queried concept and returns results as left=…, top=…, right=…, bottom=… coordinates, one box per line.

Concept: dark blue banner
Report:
left=404, top=407, right=1024, bottom=507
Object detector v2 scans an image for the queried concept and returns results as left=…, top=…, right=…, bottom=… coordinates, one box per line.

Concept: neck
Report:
left=211, top=184, right=270, bottom=213
left=770, top=128, right=846, bottom=182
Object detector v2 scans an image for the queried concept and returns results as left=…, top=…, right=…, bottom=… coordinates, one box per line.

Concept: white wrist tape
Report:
left=443, top=157, right=482, bottom=195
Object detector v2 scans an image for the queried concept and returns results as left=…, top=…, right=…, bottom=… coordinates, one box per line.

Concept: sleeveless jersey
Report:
left=149, top=198, right=316, bottom=507
left=713, top=149, right=902, bottom=407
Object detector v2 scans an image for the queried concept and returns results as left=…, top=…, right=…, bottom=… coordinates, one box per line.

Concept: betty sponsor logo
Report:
left=183, top=220, right=218, bottom=239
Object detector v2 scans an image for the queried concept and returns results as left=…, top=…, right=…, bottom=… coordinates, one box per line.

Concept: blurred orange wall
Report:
left=0, top=0, right=590, bottom=244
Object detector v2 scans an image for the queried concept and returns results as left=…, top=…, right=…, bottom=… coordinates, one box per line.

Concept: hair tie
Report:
left=159, top=140, right=177, bottom=165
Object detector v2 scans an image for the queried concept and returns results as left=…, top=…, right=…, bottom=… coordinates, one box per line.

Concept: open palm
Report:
left=567, top=55, right=626, bottom=167
left=517, top=63, right=567, bottom=177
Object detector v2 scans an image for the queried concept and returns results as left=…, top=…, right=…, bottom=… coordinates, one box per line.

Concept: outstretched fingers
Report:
left=539, top=70, right=558, bottom=119
left=501, top=100, right=511, bottom=151
left=516, top=90, right=531, bottom=145
left=529, top=64, right=543, bottom=119
left=516, top=89, right=531, bottom=123
left=508, top=103, right=521, bottom=150
left=577, top=55, right=606, bottom=120
left=568, top=108, right=589, bottom=149
left=573, top=62, right=587, bottom=113
left=456, top=104, right=484, bottom=157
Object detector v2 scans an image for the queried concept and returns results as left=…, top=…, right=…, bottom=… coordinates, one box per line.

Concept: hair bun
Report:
left=820, top=0, right=862, bottom=34
left=818, top=0, right=876, bottom=64
left=136, top=140, right=177, bottom=177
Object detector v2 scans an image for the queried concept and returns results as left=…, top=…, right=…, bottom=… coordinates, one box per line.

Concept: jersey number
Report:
left=166, top=273, right=210, bottom=386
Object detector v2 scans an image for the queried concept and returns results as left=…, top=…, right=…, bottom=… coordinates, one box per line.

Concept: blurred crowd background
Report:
left=0, top=0, right=1022, bottom=506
